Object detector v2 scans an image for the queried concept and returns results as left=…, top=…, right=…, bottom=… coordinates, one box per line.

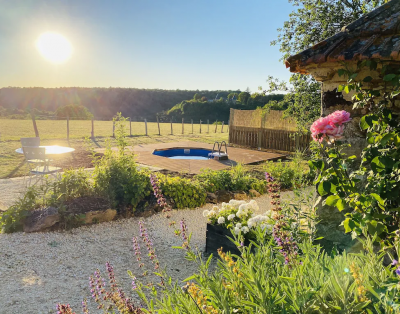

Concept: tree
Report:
left=201, top=96, right=207, bottom=102
left=238, top=92, right=250, bottom=105
left=55, top=104, right=93, bottom=120
left=193, top=93, right=201, bottom=101
left=268, top=0, right=386, bottom=131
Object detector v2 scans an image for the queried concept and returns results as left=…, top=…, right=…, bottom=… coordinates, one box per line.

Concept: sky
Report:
left=0, top=0, right=295, bottom=92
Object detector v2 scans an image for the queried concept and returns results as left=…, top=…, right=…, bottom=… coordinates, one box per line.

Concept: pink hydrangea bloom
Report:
left=328, top=110, right=351, bottom=125
left=310, top=117, right=333, bottom=142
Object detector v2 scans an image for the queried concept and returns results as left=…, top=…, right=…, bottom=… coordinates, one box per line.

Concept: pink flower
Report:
left=325, top=124, right=344, bottom=140
left=310, top=110, right=351, bottom=143
left=328, top=110, right=351, bottom=126
left=310, top=117, right=334, bottom=142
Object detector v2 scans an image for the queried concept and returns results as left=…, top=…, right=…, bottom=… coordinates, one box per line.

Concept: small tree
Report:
left=238, top=92, right=250, bottom=105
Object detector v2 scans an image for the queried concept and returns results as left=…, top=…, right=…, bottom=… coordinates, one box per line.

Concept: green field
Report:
left=0, top=119, right=228, bottom=179
left=0, top=119, right=227, bottom=141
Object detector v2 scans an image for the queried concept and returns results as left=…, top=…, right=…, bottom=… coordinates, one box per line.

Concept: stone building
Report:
left=286, top=0, right=400, bottom=156
left=285, top=0, right=400, bottom=250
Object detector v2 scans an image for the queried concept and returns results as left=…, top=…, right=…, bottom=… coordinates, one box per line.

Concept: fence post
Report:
left=144, top=119, right=148, bottom=136
left=129, top=118, right=132, bottom=137
left=157, top=115, right=161, bottom=135
left=221, top=121, right=224, bottom=133
left=66, top=116, right=70, bottom=141
left=215, top=120, right=218, bottom=133
left=191, top=119, right=193, bottom=134
left=207, top=119, right=209, bottom=133
left=182, top=118, right=184, bottom=134
left=112, top=120, right=115, bottom=137
left=200, top=120, right=202, bottom=133
left=170, top=117, right=173, bottom=135
left=91, top=118, right=94, bottom=138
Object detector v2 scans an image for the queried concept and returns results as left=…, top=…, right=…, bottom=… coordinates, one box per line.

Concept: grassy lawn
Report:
left=0, top=119, right=228, bottom=179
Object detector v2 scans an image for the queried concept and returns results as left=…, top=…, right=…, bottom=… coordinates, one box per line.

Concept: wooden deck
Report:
left=130, top=141, right=284, bottom=174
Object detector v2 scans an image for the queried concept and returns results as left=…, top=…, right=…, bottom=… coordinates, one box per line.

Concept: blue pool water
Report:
left=153, top=148, right=212, bottom=160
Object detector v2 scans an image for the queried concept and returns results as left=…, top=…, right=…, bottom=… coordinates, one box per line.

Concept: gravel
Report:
left=0, top=177, right=314, bottom=313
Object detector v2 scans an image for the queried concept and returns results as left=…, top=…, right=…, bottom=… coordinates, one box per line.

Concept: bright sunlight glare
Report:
left=36, top=32, right=73, bottom=64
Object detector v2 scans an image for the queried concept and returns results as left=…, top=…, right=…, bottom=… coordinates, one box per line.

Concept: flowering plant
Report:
left=309, top=61, right=400, bottom=244
left=310, top=110, right=351, bottom=143
left=203, top=199, right=274, bottom=237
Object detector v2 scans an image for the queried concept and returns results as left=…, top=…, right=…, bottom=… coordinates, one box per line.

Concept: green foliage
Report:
left=136, top=233, right=400, bottom=313
left=93, top=120, right=151, bottom=211
left=55, top=104, right=93, bottom=120
left=196, top=164, right=266, bottom=194
left=267, top=0, right=385, bottom=132
left=167, top=94, right=284, bottom=122
left=0, top=169, right=93, bottom=233
left=264, top=152, right=312, bottom=189
left=158, top=174, right=207, bottom=209
left=310, top=62, right=400, bottom=242
left=0, top=187, right=39, bottom=233
left=238, top=91, right=250, bottom=105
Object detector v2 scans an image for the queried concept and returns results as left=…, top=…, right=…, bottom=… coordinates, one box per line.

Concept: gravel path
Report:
left=0, top=181, right=314, bottom=313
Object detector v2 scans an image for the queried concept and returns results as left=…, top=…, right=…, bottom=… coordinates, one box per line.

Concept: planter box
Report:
left=206, top=223, right=251, bottom=256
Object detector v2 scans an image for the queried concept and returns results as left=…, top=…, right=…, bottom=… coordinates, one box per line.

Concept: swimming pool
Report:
left=152, top=148, right=212, bottom=160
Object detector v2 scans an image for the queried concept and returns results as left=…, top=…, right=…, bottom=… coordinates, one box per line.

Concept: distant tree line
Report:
left=167, top=93, right=285, bottom=121
left=0, top=87, right=245, bottom=120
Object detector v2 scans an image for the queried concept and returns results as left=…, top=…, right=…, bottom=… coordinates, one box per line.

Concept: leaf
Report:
left=370, top=193, right=384, bottom=206
left=337, top=85, right=344, bottom=92
left=343, top=218, right=356, bottom=233
left=325, top=195, right=340, bottom=206
left=383, top=74, right=396, bottom=81
left=344, top=85, right=350, bottom=93
left=317, top=181, right=331, bottom=196
left=336, top=199, right=346, bottom=211
left=337, top=69, right=346, bottom=77
left=379, top=133, right=393, bottom=146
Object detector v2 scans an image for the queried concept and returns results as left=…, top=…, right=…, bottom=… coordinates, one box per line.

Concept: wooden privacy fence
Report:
left=228, top=109, right=311, bottom=152
left=229, top=127, right=311, bottom=152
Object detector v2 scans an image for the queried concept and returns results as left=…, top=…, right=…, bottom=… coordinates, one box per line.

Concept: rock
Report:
left=23, top=207, right=60, bottom=233
left=234, top=192, right=248, bottom=201
left=216, top=190, right=234, bottom=203
left=206, top=192, right=218, bottom=204
left=249, top=189, right=261, bottom=197
left=84, top=209, right=117, bottom=224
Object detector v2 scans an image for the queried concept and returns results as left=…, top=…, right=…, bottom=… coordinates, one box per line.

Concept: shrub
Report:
left=158, top=174, right=207, bottom=209
left=264, top=152, right=312, bottom=189
left=92, top=115, right=152, bottom=212
left=0, top=188, right=39, bottom=233
left=0, top=169, right=93, bottom=233
left=196, top=169, right=233, bottom=192
left=196, top=164, right=266, bottom=194
left=93, top=151, right=151, bottom=212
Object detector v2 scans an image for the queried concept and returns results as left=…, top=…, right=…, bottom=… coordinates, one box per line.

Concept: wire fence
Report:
left=0, top=117, right=229, bottom=141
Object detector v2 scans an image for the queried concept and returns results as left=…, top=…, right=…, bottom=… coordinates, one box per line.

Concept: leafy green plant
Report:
left=310, top=61, right=400, bottom=243
left=93, top=114, right=152, bottom=212
left=158, top=174, right=207, bottom=209
left=197, top=164, right=266, bottom=194
left=264, top=152, right=312, bottom=189
left=0, top=187, right=39, bottom=233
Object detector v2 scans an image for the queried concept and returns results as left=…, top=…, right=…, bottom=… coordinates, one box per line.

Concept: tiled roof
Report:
left=285, top=0, right=400, bottom=74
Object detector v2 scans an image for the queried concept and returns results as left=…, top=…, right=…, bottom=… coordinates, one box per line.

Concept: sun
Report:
left=36, top=32, right=73, bottom=64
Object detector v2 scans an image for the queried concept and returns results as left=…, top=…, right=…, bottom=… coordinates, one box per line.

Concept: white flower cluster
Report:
left=203, top=199, right=273, bottom=234
left=234, top=223, right=249, bottom=235
left=202, top=205, right=220, bottom=218
left=247, top=211, right=273, bottom=233
left=236, top=200, right=259, bottom=218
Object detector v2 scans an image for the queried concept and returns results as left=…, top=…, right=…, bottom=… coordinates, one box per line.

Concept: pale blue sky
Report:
left=0, top=0, right=294, bottom=92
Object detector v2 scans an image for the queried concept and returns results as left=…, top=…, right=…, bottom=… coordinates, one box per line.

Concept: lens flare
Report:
left=36, top=32, right=73, bottom=64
